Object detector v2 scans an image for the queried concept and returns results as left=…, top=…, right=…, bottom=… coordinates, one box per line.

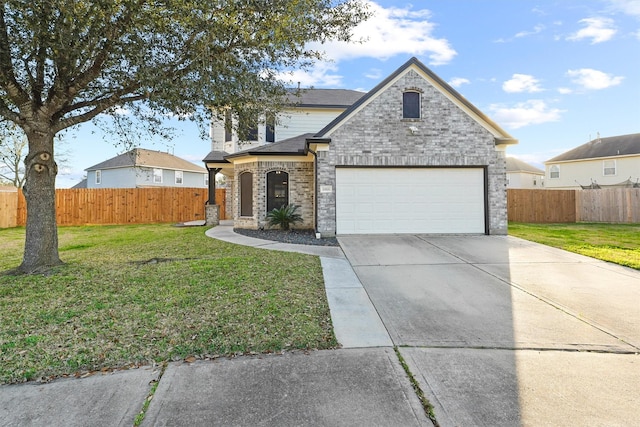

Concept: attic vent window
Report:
left=402, top=91, right=421, bottom=119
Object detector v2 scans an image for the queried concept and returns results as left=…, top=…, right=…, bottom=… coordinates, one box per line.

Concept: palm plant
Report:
left=265, top=204, right=303, bottom=231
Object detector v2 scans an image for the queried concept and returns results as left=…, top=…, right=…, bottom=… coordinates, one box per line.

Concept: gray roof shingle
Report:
left=547, top=133, right=640, bottom=163
left=286, top=89, right=365, bottom=108
left=86, top=148, right=206, bottom=172
left=202, top=150, right=230, bottom=163
left=225, top=134, right=313, bottom=159
left=506, top=157, right=544, bottom=174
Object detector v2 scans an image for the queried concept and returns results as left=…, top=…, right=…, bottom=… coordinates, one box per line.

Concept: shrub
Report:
left=265, top=204, right=303, bottom=231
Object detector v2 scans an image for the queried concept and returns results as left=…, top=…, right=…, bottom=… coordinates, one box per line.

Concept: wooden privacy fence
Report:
left=576, top=188, right=640, bottom=223
left=507, top=189, right=576, bottom=223
left=0, top=189, right=19, bottom=228
left=3, top=187, right=227, bottom=227
left=508, top=188, right=640, bottom=224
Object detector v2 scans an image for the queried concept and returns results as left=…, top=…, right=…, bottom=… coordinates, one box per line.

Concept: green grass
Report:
left=0, top=224, right=337, bottom=384
left=509, top=222, right=640, bottom=269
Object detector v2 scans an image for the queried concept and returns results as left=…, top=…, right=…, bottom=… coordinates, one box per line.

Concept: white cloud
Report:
left=364, top=68, right=383, bottom=80
left=502, top=74, right=544, bottom=93
left=566, top=68, right=624, bottom=90
left=557, top=87, right=573, bottom=94
left=280, top=62, right=343, bottom=87
left=448, top=77, right=470, bottom=88
left=607, top=0, right=640, bottom=18
left=288, top=1, right=457, bottom=87
left=489, top=100, right=564, bottom=129
left=515, top=24, right=545, bottom=38
left=315, top=2, right=456, bottom=65
left=567, top=17, right=617, bottom=44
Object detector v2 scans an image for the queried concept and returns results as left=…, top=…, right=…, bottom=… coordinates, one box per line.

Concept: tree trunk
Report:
left=19, top=130, right=62, bottom=274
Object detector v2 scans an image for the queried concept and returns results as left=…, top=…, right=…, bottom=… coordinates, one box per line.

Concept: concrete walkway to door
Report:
left=339, top=234, right=640, bottom=426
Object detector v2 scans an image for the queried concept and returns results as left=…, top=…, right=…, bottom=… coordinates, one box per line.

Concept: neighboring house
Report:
left=545, top=133, right=640, bottom=189
left=506, top=157, right=544, bottom=189
left=85, top=148, right=208, bottom=189
left=71, top=178, right=88, bottom=189
left=204, top=57, right=517, bottom=235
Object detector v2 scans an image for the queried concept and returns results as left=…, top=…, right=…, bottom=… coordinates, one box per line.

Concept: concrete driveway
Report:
left=339, top=235, right=640, bottom=426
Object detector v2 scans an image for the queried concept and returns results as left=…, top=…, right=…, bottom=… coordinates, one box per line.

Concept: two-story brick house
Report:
left=204, top=57, right=516, bottom=235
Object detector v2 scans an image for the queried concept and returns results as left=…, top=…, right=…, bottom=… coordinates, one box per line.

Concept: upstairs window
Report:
left=95, top=170, right=102, bottom=185
left=603, top=160, right=616, bottom=176
left=403, top=91, right=421, bottom=119
left=266, top=113, right=275, bottom=143
left=239, top=113, right=258, bottom=141
left=153, top=168, right=163, bottom=183
left=224, top=110, right=232, bottom=142
left=549, top=165, right=560, bottom=179
left=175, top=170, right=183, bottom=185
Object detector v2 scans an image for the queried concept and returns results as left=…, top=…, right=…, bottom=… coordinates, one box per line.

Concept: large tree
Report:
left=0, top=0, right=369, bottom=273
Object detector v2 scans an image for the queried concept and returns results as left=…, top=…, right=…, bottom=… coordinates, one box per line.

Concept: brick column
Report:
left=205, top=204, right=220, bottom=226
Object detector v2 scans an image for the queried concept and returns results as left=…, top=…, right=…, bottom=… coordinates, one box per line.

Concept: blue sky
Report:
left=56, top=0, right=640, bottom=188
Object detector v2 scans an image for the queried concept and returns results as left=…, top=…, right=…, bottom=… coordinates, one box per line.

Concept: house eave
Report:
left=225, top=150, right=308, bottom=160
left=545, top=152, right=640, bottom=165
left=495, top=137, right=518, bottom=145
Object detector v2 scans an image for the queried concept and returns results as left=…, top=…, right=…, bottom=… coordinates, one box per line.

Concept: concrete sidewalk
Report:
left=205, top=220, right=344, bottom=258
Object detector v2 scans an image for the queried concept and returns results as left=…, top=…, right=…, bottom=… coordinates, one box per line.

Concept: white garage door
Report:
left=336, top=168, right=486, bottom=234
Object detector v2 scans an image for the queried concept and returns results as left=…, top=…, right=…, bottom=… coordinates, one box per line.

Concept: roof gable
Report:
left=315, top=57, right=516, bottom=145
left=546, top=133, right=640, bottom=163
left=86, top=148, right=206, bottom=173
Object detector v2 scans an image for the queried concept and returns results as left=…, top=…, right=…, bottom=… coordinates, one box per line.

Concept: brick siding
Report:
left=232, top=160, right=314, bottom=230
left=317, top=69, right=508, bottom=235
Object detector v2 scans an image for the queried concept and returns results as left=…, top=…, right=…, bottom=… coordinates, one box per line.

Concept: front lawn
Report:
left=509, top=222, right=640, bottom=270
left=0, top=224, right=336, bottom=384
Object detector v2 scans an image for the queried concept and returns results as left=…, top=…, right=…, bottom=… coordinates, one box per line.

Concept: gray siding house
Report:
left=204, top=57, right=517, bottom=235
left=85, top=148, right=207, bottom=189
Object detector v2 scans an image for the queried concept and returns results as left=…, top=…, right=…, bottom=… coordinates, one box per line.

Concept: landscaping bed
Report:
left=234, top=228, right=339, bottom=246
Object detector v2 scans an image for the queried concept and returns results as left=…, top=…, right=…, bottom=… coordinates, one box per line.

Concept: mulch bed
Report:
left=234, top=228, right=339, bottom=246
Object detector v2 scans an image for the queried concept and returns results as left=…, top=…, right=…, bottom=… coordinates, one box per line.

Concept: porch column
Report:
left=205, top=167, right=222, bottom=226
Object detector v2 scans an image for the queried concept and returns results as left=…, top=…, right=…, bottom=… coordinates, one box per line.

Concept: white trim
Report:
left=545, top=153, right=640, bottom=165
left=95, top=170, right=102, bottom=185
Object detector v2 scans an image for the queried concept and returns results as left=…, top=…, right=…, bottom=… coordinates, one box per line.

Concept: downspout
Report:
left=307, top=147, right=319, bottom=236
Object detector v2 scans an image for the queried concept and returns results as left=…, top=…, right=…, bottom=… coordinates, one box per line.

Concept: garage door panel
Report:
left=336, top=168, right=485, bottom=235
